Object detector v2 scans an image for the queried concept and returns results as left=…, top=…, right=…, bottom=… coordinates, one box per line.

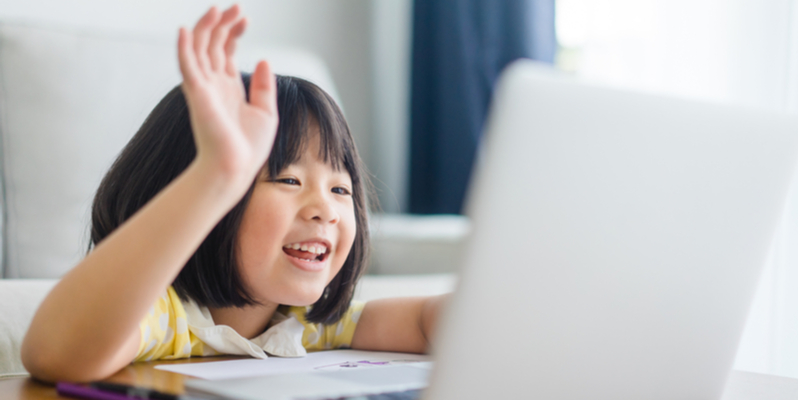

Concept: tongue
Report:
left=284, top=248, right=318, bottom=261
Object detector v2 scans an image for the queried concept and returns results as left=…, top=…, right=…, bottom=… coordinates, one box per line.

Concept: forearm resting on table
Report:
left=21, top=161, right=245, bottom=383
left=351, top=294, right=448, bottom=354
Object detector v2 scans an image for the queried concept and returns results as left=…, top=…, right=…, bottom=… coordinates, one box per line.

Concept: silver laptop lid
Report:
left=425, top=60, right=797, bottom=400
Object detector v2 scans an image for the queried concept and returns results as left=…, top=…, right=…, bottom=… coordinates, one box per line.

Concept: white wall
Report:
left=370, top=0, right=413, bottom=213
left=0, top=0, right=376, bottom=177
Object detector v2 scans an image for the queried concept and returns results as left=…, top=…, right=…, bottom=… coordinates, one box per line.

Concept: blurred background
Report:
left=0, top=0, right=795, bottom=379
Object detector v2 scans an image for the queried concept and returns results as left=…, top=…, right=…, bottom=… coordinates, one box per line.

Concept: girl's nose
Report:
left=300, top=192, right=339, bottom=224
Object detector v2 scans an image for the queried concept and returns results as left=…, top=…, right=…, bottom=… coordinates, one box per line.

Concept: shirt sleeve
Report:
left=286, top=301, right=366, bottom=352
left=134, top=286, right=204, bottom=361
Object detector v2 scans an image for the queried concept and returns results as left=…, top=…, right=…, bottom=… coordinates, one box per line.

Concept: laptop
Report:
left=186, top=59, right=797, bottom=400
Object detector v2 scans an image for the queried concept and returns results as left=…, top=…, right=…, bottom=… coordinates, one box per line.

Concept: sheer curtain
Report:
left=556, top=0, right=798, bottom=378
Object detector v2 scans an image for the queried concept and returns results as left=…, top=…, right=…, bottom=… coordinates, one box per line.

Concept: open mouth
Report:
left=282, top=242, right=330, bottom=262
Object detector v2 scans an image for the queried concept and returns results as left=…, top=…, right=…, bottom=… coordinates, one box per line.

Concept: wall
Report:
left=370, top=0, right=413, bottom=213
left=0, top=0, right=375, bottom=177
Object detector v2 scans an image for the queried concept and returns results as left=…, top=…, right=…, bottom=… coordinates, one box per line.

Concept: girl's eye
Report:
left=275, top=178, right=300, bottom=185
left=332, top=187, right=351, bottom=196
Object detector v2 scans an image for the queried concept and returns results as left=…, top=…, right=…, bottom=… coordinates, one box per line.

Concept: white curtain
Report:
left=556, top=0, right=798, bottom=378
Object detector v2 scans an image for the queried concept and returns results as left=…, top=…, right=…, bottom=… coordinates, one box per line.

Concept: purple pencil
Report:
left=56, top=382, right=139, bottom=400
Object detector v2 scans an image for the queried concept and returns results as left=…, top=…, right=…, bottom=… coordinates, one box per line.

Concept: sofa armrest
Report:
left=354, top=273, right=456, bottom=302
left=0, top=279, right=57, bottom=377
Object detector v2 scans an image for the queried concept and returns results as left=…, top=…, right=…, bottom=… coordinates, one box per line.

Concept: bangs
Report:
left=263, top=75, right=355, bottom=180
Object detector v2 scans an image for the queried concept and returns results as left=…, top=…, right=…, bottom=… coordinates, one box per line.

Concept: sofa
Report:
left=0, top=21, right=344, bottom=279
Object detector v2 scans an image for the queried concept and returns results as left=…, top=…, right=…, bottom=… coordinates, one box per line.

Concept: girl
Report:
left=22, top=5, right=445, bottom=383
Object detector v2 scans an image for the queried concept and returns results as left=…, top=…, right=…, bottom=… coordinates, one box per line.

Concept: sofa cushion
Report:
left=0, top=23, right=181, bottom=278
left=369, top=214, right=470, bottom=274
left=0, top=279, right=56, bottom=377
left=0, top=22, right=339, bottom=278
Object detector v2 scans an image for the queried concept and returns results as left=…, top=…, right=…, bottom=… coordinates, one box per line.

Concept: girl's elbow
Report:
left=23, top=354, right=119, bottom=383
left=21, top=340, right=68, bottom=384
left=21, top=337, right=118, bottom=383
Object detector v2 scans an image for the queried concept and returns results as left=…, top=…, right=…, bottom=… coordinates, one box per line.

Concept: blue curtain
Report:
left=408, top=0, right=556, bottom=214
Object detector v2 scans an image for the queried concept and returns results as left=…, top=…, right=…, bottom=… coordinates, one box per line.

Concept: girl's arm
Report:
left=350, top=295, right=449, bottom=354
left=21, top=5, right=277, bottom=383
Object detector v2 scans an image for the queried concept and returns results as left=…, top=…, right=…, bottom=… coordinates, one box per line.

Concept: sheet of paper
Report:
left=155, top=350, right=431, bottom=380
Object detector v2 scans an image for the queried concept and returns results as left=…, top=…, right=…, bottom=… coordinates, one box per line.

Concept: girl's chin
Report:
left=284, top=252, right=328, bottom=272
left=270, top=284, right=328, bottom=307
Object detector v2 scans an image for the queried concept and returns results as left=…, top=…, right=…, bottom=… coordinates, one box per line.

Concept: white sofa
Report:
left=0, top=21, right=341, bottom=279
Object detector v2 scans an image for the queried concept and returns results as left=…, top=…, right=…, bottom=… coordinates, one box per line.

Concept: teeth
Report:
left=284, top=243, right=328, bottom=255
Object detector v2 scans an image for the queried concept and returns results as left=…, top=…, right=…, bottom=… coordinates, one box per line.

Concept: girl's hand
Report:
left=351, top=294, right=448, bottom=354
left=178, top=5, right=278, bottom=189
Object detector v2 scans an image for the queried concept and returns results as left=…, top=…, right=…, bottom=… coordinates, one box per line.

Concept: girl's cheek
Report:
left=337, top=214, right=357, bottom=267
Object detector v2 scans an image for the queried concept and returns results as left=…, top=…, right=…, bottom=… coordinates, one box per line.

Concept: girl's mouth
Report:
left=282, top=242, right=330, bottom=263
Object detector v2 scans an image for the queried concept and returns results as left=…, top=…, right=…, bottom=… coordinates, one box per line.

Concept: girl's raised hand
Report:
left=178, top=5, right=278, bottom=189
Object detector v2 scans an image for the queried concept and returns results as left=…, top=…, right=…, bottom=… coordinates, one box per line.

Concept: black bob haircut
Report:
left=90, top=74, right=371, bottom=325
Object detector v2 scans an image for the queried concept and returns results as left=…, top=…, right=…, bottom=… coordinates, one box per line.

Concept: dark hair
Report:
left=90, top=74, right=371, bottom=324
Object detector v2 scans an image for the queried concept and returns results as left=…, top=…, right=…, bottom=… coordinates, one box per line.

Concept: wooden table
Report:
left=0, top=356, right=244, bottom=399
left=1, top=361, right=796, bottom=400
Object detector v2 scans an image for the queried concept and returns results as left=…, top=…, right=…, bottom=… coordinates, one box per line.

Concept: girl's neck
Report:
left=208, top=302, right=280, bottom=339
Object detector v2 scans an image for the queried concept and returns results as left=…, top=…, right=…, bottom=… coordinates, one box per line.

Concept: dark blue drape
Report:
left=409, top=0, right=556, bottom=214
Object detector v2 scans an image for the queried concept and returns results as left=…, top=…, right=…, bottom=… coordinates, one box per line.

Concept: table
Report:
left=1, top=361, right=796, bottom=400
left=0, top=356, right=243, bottom=399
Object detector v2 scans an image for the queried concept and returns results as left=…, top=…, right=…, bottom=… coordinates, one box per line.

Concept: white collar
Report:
left=181, top=298, right=308, bottom=359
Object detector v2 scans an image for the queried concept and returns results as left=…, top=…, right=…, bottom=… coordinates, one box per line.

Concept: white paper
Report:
left=155, top=349, right=431, bottom=380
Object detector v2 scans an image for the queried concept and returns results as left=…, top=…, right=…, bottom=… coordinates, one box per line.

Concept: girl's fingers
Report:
left=178, top=27, right=200, bottom=87
left=249, top=60, right=277, bottom=113
left=224, top=18, right=248, bottom=76
left=192, top=7, right=220, bottom=75
left=208, top=5, right=241, bottom=72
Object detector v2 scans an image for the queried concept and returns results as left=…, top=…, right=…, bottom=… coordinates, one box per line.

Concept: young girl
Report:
left=22, top=5, right=445, bottom=383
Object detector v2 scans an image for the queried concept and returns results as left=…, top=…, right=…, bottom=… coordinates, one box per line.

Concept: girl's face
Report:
left=236, top=127, right=357, bottom=307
